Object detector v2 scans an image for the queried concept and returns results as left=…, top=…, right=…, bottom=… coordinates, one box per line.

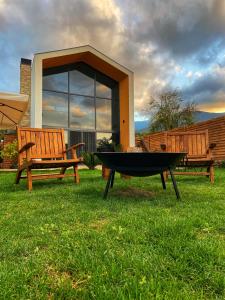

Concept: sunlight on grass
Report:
left=0, top=169, right=224, bottom=299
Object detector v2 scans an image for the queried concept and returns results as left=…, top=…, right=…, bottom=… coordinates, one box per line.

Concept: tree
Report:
left=147, top=90, right=195, bottom=132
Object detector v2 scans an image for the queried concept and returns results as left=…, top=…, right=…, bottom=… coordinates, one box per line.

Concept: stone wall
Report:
left=20, top=58, right=32, bottom=127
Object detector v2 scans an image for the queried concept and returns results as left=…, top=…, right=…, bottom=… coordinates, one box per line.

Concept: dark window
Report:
left=83, top=132, right=96, bottom=152
left=70, top=131, right=96, bottom=154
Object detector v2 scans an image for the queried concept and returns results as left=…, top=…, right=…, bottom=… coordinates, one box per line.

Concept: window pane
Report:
left=96, top=98, right=112, bottom=131
left=43, top=72, right=68, bottom=93
left=83, top=132, right=96, bottom=152
left=64, top=130, right=68, bottom=144
left=96, top=132, right=112, bottom=141
left=42, top=91, right=68, bottom=127
left=70, top=95, right=95, bottom=130
left=70, top=70, right=94, bottom=96
left=96, top=82, right=112, bottom=99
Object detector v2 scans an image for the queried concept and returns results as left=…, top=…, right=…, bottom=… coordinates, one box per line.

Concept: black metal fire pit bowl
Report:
left=94, top=152, right=186, bottom=200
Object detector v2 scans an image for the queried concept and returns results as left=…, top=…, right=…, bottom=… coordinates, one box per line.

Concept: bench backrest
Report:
left=17, top=127, right=66, bottom=162
left=165, top=130, right=209, bottom=159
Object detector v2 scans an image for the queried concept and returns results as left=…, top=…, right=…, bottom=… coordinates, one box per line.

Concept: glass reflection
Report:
left=43, top=72, right=68, bottom=93
left=70, top=95, right=95, bottom=130
left=96, top=98, right=112, bottom=131
left=70, top=70, right=94, bottom=96
left=42, top=91, right=68, bottom=127
left=96, top=81, right=112, bottom=99
left=96, top=132, right=112, bottom=141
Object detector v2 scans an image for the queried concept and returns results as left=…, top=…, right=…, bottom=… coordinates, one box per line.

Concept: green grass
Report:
left=0, top=169, right=225, bottom=299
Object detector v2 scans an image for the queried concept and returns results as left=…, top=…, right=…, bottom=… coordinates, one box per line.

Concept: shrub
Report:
left=1, top=140, right=18, bottom=163
left=97, top=137, right=122, bottom=152
left=220, top=160, right=225, bottom=168
left=97, top=137, right=114, bottom=152
left=82, top=152, right=101, bottom=170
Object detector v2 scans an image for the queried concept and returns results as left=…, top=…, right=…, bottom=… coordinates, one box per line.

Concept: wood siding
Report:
left=136, top=116, right=225, bottom=161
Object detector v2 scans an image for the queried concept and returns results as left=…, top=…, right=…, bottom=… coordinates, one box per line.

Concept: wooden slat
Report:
left=30, top=131, right=35, bottom=157
left=174, top=171, right=209, bottom=176
left=20, top=173, right=76, bottom=180
left=48, top=132, right=54, bottom=156
left=35, top=131, right=41, bottom=157
left=40, top=131, right=46, bottom=156
left=44, top=131, right=50, bottom=156
left=53, top=132, right=58, bottom=156
left=188, top=134, right=192, bottom=157
left=192, top=134, right=197, bottom=156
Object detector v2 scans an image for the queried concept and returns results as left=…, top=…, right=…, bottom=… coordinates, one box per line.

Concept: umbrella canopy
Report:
left=0, top=92, right=29, bottom=130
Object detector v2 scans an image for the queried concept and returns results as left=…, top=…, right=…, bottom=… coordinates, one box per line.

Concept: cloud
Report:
left=120, top=0, right=225, bottom=59
left=0, top=0, right=225, bottom=120
left=71, top=106, right=87, bottom=118
left=182, top=64, right=225, bottom=113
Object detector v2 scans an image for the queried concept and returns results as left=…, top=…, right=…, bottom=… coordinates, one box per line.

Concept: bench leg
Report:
left=209, top=165, right=214, bottom=184
left=15, top=168, right=23, bottom=184
left=163, top=170, right=168, bottom=181
left=59, top=167, right=67, bottom=180
left=160, top=173, right=166, bottom=190
left=27, top=168, right=32, bottom=191
left=168, top=168, right=180, bottom=200
left=74, top=165, right=80, bottom=183
left=103, top=169, right=115, bottom=199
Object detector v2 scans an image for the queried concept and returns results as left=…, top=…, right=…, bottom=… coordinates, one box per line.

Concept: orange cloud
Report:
left=71, top=106, right=87, bottom=118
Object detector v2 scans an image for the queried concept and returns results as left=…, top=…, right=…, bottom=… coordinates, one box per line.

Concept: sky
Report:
left=0, top=0, right=225, bottom=121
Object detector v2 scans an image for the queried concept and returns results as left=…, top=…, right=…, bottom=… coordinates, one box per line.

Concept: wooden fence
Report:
left=136, top=115, right=225, bottom=161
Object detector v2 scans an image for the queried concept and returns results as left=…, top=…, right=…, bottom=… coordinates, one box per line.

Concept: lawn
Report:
left=0, top=169, right=225, bottom=299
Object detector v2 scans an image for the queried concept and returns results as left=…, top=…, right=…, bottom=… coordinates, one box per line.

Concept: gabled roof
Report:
left=34, top=45, right=133, bottom=81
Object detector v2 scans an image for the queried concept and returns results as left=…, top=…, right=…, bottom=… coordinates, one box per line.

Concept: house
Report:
left=20, top=45, right=134, bottom=152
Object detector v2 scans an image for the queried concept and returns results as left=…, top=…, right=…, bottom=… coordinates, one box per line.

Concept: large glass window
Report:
left=43, top=72, right=68, bottom=93
left=42, top=63, right=119, bottom=151
left=96, top=82, right=112, bottom=99
left=96, top=98, right=112, bottom=131
left=70, top=95, right=95, bottom=130
left=42, top=91, right=68, bottom=127
left=70, top=70, right=94, bottom=96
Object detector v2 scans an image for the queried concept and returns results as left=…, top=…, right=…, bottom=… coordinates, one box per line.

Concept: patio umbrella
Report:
left=0, top=92, right=29, bottom=130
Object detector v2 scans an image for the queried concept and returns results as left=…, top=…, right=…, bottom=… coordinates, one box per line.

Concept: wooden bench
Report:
left=15, top=127, right=84, bottom=190
left=160, top=130, right=216, bottom=183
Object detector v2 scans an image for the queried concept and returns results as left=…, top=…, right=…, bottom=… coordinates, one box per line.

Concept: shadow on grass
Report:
left=0, top=169, right=212, bottom=208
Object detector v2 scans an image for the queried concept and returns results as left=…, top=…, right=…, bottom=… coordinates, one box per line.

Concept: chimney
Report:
left=20, top=58, right=32, bottom=127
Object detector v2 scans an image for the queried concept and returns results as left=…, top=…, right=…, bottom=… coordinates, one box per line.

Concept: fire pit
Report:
left=94, top=152, right=186, bottom=200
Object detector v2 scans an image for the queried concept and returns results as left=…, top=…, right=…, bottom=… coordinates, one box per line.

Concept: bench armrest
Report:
left=63, top=143, right=85, bottom=159
left=19, top=142, right=35, bottom=154
left=63, top=143, right=85, bottom=153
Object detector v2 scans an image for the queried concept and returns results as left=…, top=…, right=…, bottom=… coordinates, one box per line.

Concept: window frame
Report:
left=42, top=62, right=120, bottom=148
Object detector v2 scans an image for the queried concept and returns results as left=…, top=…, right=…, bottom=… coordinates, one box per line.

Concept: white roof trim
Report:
left=34, top=45, right=133, bottom=76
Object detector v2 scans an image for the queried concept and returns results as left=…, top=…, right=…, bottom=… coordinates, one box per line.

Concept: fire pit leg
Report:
left=168, top=168, right=181, bottom=200
left=160, top=173, right=166, bottom=190
left=110, top=170, right=115, bottom=188
left=103, top=169, right=115, bottom=199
